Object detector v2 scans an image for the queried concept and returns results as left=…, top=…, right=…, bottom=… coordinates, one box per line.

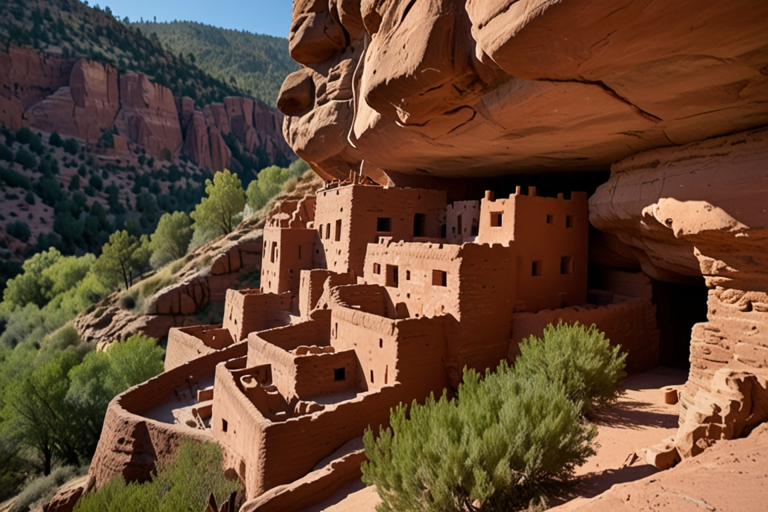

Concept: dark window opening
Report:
left=334, top=367, right=346, bottom=381
left=532, top=261, right=542, bottom=277
left=379, top=338, right=383, bottom=348
left=377, top=217, right=392, bottom=232
left=335, top=219, right=342, bottom=241
left=561, top=256, right=574, bottom=275
left=471, top=221, right=479, bottom=237
left=373, top=263, right=381, bottom=274
left=222, top=419, right=228, bottom=432
left=546, top=214, right=553, bottom=224
left=490, top=212, right=503, bottom=227
left=440, top=224, right=446, bottom=238
left=386, top=264, right=399, bottom=287
left=406, top=270, right=411, bottom=280
left=370, top=370, right=374, bottom=383
left=432, top=270, right=447, bottom=286
left=566, top=215, right=574, bottom=228
left=326, top=223, right=331, bottom=239
left=270, top=242, right=277, bottom=263
left=413, top=213, right=426, bottom=237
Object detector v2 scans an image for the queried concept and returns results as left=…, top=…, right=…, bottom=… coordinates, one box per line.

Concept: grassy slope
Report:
left=132, top=21, right=297, bottom=106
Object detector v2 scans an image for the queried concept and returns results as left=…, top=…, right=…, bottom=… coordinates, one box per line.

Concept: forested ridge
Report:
left=132, top=21, right=298, bottom=106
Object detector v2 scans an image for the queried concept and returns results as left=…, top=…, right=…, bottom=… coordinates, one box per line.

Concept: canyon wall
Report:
left=0, top=46, right=293, bottom=171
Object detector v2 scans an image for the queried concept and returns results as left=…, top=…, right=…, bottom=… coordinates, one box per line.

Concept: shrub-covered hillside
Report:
left=0, top=0, right=242, bottom=106
left=132, top=21, right=298, bottom=106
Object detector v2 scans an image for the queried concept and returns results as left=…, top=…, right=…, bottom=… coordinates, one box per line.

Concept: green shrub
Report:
left=362, top=364, right=596, bottom=512
left=0, top=167, right=31, bottom=189
left=515, top=322, right=627, bottom=416
left=73, top=441, right=238, bottom=512
left=63, top=138, right=79, bottom=155
left=25, top=191, right=35, bottom=205
left=6, top=220, right=31, bottom=242
left=0, top=143, right=14, bottom=162
left=15, top=148, right=37, bottom=169
left=9, top=465, right=85, bottom=512
left=49, top=132, right=63, bottom=147
left=119, top=293, right=136, bottom=310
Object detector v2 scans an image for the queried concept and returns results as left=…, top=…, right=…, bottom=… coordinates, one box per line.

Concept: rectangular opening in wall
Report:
left=335, top=219, right=342, bottom=241
left=566, top=215, right=574, bottom=228
left=432, top=270, right=447, bottom=286
left=334, top=367, right=346, bottom=381
left=370, top=370, right=374, bottom=383
left=532, top=260, right=542, bottom=277
left=386, top=264, right=399, bottom=287
left=373, top=263, right=381, bottom=274
left=413, top=213, right=426, bottom=237
left=546, top=214, right=553, bottom=224
left=561, top=256, right=574, bottom=275
left=270, top=242, right=277, bottom=263
left=490, top=211, right=503, bottom=227
left=406, top=270, right=411, bottom=280
left=377, top=217, right=392, bottom=232
left=471, top=221, right=478, bottom=237
left=222, top=419, right=228, bottom=432
left=326, top=223, right=331, bottom=239
left=318, top=225, right=323, bottom=238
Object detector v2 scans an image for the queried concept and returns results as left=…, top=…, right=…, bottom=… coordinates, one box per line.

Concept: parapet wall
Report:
left=223, top=289, right=293, bottom=342
left=165, top=325, right=234, bottom=371
left=510, top=295, right=660, bottom=373
left=89, top=342, right=247, bottom=488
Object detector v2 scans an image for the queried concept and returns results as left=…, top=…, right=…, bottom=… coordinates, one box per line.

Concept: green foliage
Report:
left=149, top=211, right=193, bottom=269
left=246, top=159, right=308, bottom=212
left=14, top=148, right=37, bottom=169
left=49, top=132, right=62, bottom=147
left=25, top=191, right=35, bottom=205
left=515, top=322, right=627, bottom=416
left=9, top=465, right=84, bottom=512
left=0, top=167, right=31, bottom=189
left=88, top=173, right=103, bottom=191
left=63, top=138, right=79, bottom=156
left=362, top=364, right=596, bottom=512
left=190, top=169, right=245, bottom=238
left=131, top=21, right=298, bottom=106
left=74, top=440, right=238, bottom=512
left=6, top=220, right=30, bottom=242
left=93, top=231, right=149, bottom=290
left=0, top=144, right=13, bottom=162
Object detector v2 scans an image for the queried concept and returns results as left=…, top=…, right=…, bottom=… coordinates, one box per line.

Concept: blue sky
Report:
left=92, top=0, right=293, bottom=38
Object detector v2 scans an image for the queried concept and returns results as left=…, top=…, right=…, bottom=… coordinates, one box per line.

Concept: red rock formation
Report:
left=27, top=59, right=119, bottom=141
left=0, top=46, right=72, bottom=130
left=114, top=73, right=183, bottom=161
left=278, top=0, right=768, bottom=181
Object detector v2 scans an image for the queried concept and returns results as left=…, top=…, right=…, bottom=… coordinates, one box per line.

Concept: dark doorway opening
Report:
left=653, top=279, right=708, bottom=370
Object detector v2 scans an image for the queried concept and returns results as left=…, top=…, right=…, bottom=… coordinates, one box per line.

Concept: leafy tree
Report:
left=190, top=169, right=245, bottom=237
left=15, top=148, right=37, bottom=169
left=149, top=211, right=193, bottom=269
left=49, top=132, right=63, bottom=147
left=3, top=248, right=62, bottom=308
left=63, top=138, right=79, bottom=156
left=93, top=231, right=145, bottom=289
left=69, top=174, right=80, bottom=191
left=362, top=364, right=596, bottom=512
left=6, top=221, right=31, bottom=243
left=88, top=174, right=103, bottom=191
left=0, top=144, right=13, bottom=162
left=0, top=167, right=31, bottom=189
left=24, top=191, right=35, bottom=205
left=515, top=322, right=627, bottom=416
left=1, top=351, right=81, bottom=474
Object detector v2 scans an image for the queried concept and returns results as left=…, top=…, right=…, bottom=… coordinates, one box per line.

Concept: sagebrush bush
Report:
left=10, top=465, right=85, bottom=512
left=515, top=321, right=626, bottom=416
left=73, top=441, right=238, bottom=512
left=362, top=363, right=596, bottom=512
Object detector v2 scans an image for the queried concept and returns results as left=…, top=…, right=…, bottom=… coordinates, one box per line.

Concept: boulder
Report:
left=44, top=474, right=95, bottom=512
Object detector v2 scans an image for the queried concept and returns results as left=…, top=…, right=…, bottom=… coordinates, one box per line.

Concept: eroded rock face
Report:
left=278, top=0, right=768, bottom=181
left=589, top=127, right=768, bottom=417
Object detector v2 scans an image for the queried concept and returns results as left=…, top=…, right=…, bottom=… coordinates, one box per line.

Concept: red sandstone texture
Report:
left=0, top=46, right=292, bottom=168
left=278, top=0, right=768, bottom=181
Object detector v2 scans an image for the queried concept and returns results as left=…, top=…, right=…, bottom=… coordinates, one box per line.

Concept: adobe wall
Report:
left=240, top=449, right=366, bottom=512
left=294, top=350, right=358, bottom=399
left=222, top=289, right=293, bottom=342
left=261, top=227, right=316, bottom=294
left=165, top=325, right=234, bottom=371
left=446, top=200, right=480, bottom=244
left=88, top=343, right=247, bottom=488
left=329, top=283, right=393, bottom=318
left=363, top=242, right=516, bottom=386
left=313, top=184, right=447, bottom=277
left=298, top=269, right=356, bottom=318
left=510, top=296, right=660, bottom=373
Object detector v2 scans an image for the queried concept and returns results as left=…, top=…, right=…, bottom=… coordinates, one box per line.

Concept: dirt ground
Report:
left=314, top=367, right=690, bottom=511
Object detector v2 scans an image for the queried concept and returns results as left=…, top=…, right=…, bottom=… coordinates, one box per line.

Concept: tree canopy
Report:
left=190, top=169, right=246, bottom=237
left=149, top=212, right=193, bottom=269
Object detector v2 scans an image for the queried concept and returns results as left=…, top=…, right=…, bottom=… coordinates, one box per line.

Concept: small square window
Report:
left=566, top=215, right=574, bottom=228
left=377, top=217, right=392, bottom=232
left=490, top=212, right=503, bottom=227
left=334, top=367, right=346, bottom=381
left=432, top=270, right=447, bottom=286
left=532, top=261, right=542, bottom=277
left=406, top=270, right=411, bottom=281
left=561, top=256, right=574, bottom=275
left=373, top=263, right=381, bottom=274
left=546, top=214, right=553, bottom=224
